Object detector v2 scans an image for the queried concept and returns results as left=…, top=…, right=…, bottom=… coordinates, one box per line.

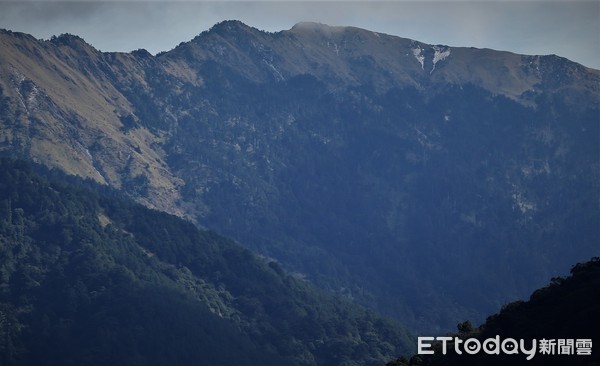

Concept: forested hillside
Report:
left=0, top=158, right=413, bottom=366
left=386, top=257, right=600, bottom=366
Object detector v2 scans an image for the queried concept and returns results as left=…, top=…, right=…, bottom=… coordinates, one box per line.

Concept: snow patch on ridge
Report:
left=411, top=44, right=451, bottom=73
left=412, top=47, right=424, bottom=70
left=431, top=45, right=451, bottom=74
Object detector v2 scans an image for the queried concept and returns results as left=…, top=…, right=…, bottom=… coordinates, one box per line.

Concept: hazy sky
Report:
left=1, top=1, right=599, bottom=69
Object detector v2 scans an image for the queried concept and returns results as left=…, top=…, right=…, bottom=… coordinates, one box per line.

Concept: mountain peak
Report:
left=207, top=20, right=260, bottom=36
left=291, top=21, right=337, bottom=31
left=289, top=22, right=370, bottom=38
left=46, top=32, right=96, bottom=51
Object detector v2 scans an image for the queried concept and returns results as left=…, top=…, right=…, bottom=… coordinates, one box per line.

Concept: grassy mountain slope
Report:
left=0, top=29, right=184, bottom=216
left=0, top=158, right=413, bottom=366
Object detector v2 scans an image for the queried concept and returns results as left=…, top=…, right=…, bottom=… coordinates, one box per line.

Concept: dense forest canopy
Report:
left=0, top=158, right=413, bottom=366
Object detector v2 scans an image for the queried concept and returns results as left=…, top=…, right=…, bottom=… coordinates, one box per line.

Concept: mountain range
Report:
left=1, top=20, right=598, bottom=335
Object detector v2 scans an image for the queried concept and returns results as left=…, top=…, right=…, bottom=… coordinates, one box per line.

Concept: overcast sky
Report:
left=1, top=1, right=598, bottom=69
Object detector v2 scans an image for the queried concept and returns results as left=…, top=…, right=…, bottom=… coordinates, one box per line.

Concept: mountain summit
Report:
left=166, top=21, right=597, bottom=103
left=0, top=21, right=598, bottom=332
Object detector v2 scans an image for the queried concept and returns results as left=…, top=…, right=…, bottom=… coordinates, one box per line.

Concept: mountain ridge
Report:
left=161, top=21, right=598, bottom=104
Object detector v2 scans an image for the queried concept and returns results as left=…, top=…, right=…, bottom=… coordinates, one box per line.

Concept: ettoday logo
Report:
left=418, top=336, right=537, bottom=360
left=418, top=336, right=593, bottom=360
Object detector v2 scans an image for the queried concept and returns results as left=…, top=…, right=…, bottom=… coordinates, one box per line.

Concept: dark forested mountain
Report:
left=0, top=158, right=413, bottom=365
left=387, top=257, right=600, bottom=366
left=0, top=20, right=598, bottom=333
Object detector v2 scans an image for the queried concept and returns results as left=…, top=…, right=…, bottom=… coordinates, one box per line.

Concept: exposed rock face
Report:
left=1, top=21, right=598, bottom=331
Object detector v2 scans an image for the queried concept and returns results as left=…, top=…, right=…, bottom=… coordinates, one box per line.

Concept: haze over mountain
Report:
left=1, top=20, right=598, bottom=333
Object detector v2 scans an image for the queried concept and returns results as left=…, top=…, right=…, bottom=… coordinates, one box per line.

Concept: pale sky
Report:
left=1, top=1, right=599, bottom=69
